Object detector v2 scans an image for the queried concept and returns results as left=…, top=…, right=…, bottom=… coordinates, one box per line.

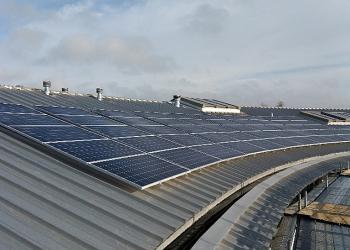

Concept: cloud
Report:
left=0, top=0, right=350, bottom=108
left=42, top=35, right=176, bottom=74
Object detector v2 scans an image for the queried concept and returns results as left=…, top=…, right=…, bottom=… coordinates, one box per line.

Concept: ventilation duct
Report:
left=43, top=81, right=51, bottom=95
left=172, top=95, right=181, bottom=108
left=96, top=88, right=103, bottom=101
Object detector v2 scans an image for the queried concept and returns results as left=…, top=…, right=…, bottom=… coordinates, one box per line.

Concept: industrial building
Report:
left=0, top=83, right=349, bottom=250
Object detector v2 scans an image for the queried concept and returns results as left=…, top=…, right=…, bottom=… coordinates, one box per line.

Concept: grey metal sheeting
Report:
left=316, top=176, right=350, bottom=206
left=293, top=176, right=350, bottom=250
left=192, top=153, right=350, bottom=250
left=295, top=218, right=350, bottom=250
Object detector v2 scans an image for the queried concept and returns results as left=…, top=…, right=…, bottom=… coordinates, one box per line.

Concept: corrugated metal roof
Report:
left=317, top=176, right=350, bottom=206
left=192, top=154, right=350, bottom=250
left=1, top=87, right=350, bottom=249
left=295, top=218, right=350, bottom=250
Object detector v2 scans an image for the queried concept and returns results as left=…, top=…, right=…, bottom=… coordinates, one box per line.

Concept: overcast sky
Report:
left=1, top=0, right=350, bottom=107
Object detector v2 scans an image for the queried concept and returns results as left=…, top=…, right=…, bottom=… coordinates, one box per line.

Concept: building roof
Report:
left=1, top=85, right=350, bottom=249
left=192, top=153, right=350, bottom=249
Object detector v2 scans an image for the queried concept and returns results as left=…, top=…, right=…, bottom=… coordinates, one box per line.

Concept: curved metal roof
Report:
left=193, top=154, right=350, bottom=250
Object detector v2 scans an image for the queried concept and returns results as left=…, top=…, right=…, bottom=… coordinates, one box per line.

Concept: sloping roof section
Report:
left=1, top=86, right=350, bottom=249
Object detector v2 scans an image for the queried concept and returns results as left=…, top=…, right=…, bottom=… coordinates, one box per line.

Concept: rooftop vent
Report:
left=172, top=95, right=181, bottom=108
left=43, top=81, right=51, bottom=95
left=96, top=88, right=103, bottom=101
left=61, top=88, right=69, bottom=94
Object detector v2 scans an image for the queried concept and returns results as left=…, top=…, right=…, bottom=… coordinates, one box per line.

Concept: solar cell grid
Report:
left=14, top=126, right=102, bottom=142
left=247, top=139, right=282, bottom=150
left=152, top=147, right=218, bottom=170
left=96, top=109, right=138, bottom=118
left=94, top=155, right=188, bottom=187
left=37, top=105, right=91, bottom=115
left=138, top=125, right=182, bottom=135
left=113, top=116, right=161, bottom=126
left=56, top=114, right=125, bottom=126
left=197, top=132, right=235, bottom=143
left=0, top=113, right=68, bottom=126
left=268, top=138, right=300, bottom=147
left=3, top=102, right=350, bottom=190
left=118, top=135, right=182, bottom=152
left=90, top=125, right=150, bottom=138
left=170, top=125, right=213, bottom=133
left=193, top=144, right=243, bottom=159
left=287, top=136, right=318, bottom=145
left=48, top=139, right=142, bottom=162
left=230, top=132, right=260, bottom=141
left=161, top=134, right=211, bottom=146
left=0, top=103, right=40, bottom=114
left=222, top=141, right=265, bottom=154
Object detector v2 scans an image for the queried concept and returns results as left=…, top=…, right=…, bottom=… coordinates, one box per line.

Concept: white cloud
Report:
left=0, top=0, right=350, bottom=107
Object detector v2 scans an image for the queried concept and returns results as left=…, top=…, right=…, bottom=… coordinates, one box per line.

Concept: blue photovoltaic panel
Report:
left=0, top=103, right=41, bottom=114
left=152, top=118, right=195, bottom=125
left=170, top=125, right=214, bottom=133
left=222, top=141, right=265, bottom=154
left=138, top=125, right=181, bottom=135
left=56, top=115, right=125, bottom=126
left=14, top=126, right=102, bottom=142
left=288, top=136, right=318, bottom=145
left=48, top=139, right=142, bottom=162
left=112, top=116, right=160, bottom=126
left=0, top=113, right=68, bottom=126
left=268, top=138, right=300, bottom=147
left=229, top=132, right=260, bottom=141
left=193, top=144, right=244, bottom=159
left=197, top=132, right=234, bottom=143
left=247, top=139, right=283, bottom=150
left=161, top=134, right=211, bottom=146
left=37, top=106, right=92, bottom=115
left=97, top=109, right=139, bottom=118
left=118, top=136, right=181, bottom=152
left=90, top=125, right=150, bottom=138
left=152, top=148, right=218, bottom=170
left=94, top=155, right=188, bottom=187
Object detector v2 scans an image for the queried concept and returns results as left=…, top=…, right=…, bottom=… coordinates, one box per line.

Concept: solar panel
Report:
left=0, top=103, right=41, bottom=114
left=0, top=113, right=68, bottom=126
left=97, top=109, right=142, bottom=118
left=247, top=139, right=282, bottom=150
left=161, top=134, right=211, bottom=146
left=48, top=139, right=141, bottom=162
left=170, top=124, right=213, bottom=133
left=137, top=125, right=181, bottom=135
left=268, top=138, right=300, bottom=147
left=56, top=115, right=125, bottom=126
left=152, top=148, right=218, bottom=170
left=197, top=132, right=234, bottom=143
left=14, top=126, right=102, bottom=142
left=37, top=105, right=91, bottom=115
left=112, top=116, right=160, bottom=126
left=118, top=135, right=181, bottom=152
left=90, top=125, right=150, bottom=138
left=3, top=102, right=350, bottom=190
left=222, top=141, right=265, bottom=154
left=94, top=155, right=188, bottom=187
left=193, top=144, right=244, bottom=159
left=291, top=136, right=318, bottom=145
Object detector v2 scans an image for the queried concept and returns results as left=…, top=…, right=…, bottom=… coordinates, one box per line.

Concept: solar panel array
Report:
left=1, top=102, right=350, bottom=189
